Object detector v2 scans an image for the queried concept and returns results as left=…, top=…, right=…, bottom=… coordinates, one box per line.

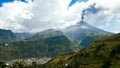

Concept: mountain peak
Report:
left=0, top=29, right=11, bottom=32
left=0, top=29, right=17, bottom=43
left=77, top=20, right=87, bottom=25
left=62, top=20, right=112, bottom=49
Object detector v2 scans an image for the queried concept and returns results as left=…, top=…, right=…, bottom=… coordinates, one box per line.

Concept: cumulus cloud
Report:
left=22, top=0, right=90, bottom=32
left=0, top=0, right=33, bottom=32
left=83, top=0, right=120, bottom=33
left=0, top=0, right=120, bottom=33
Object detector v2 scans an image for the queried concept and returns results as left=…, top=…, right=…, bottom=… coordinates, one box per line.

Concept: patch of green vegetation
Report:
left=44, top=33, right=120, bottom=68
left=0, top=35, right=77, bottom=61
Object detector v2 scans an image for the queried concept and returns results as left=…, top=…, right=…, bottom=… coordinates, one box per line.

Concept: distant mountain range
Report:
left=44, top=33, right=120, bottom=68
left=0, top=20, right=113, bottom=61
left=0, top=21, right=112, bottom=47
left=15, top=33, right=34, bottom=40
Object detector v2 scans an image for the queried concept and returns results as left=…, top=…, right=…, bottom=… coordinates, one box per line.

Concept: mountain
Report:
left=0, top=29, right=17, bottom=43
left=30, top=29, right=63, bottom=40
left=15, top=33, right=34, bottom=40
left=0, top=31, right=77, bottom=61
left=62, top=21, right=112, bottom=49
left=44, top=33, right=120, bottom=68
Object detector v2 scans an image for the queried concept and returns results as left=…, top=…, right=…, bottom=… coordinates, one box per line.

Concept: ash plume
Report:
left=80, top=3, right=100, bottom=21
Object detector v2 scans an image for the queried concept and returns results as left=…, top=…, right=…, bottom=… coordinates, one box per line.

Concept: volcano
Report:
left=62, top=21, right=112, bottom=49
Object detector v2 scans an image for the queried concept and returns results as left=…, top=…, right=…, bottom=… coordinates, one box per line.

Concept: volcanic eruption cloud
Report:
left=81, top=4, right=100, bottom=21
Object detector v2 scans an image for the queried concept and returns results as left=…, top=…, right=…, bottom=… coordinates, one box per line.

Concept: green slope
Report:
left=44, top=33, right=120, bottom=68
left=0, top=29, right=17, bottom=43
left=0, top=35, right=77, bottom=61
left=29, top=29, right=63, bottom=40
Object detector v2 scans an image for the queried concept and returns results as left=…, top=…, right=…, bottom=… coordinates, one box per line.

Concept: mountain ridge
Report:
left=0, top=29, right=17, bottom=43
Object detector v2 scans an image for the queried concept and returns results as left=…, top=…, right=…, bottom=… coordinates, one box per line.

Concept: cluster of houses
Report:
left=7, top=57, right=52, bottom=65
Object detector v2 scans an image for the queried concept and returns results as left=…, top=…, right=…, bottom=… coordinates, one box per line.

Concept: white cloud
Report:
left=83, top=0, right=120, bottom=33
left=0, top=0, right=120, bottom=33
left=22, top=0, right=83, bottom=32
left=0, top=0, right=33, bottom=32
left=0, top=0, right=92, bottom=32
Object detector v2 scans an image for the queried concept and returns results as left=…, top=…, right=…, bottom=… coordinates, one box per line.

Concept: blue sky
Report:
left=0, top=0, right=86, bottom=7
left=0, top=0, right=120, bottom=33
left=69, top=0, right=88, bottom=7
left=0, top=0, right=14, bottom=6
left=0, top=0, right=27, bottom=6
left=69, top=0, right=78, bottom=6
